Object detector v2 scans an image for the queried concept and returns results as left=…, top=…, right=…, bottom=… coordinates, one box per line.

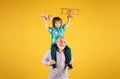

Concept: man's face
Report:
left=56, top=38, right=66, bottom=50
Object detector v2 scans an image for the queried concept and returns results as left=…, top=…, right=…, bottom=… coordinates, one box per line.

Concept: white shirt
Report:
left=42, top=50, right=69, bottom=79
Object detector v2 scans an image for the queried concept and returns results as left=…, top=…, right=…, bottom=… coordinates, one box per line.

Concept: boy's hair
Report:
left=52, top=17, right=62, bottom=27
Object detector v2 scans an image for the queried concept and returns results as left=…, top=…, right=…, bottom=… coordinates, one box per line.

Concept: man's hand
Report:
left=50, top=59, right=56, bottom=65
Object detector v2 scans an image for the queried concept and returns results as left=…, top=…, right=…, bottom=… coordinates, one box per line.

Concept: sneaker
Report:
left=68, top=64, right=73, bottom=70
left=53, top=64, right=57, bottom=69
left=64, top=64, right=67, bottom=70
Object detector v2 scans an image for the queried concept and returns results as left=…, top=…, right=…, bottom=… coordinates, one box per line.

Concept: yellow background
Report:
left=0, top=0, right=120, bottom=79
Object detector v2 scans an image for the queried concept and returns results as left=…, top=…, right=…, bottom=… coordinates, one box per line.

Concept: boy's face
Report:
left=56, top=38, right=66, bottom=50
left=55, top=20, right=61, bottom=27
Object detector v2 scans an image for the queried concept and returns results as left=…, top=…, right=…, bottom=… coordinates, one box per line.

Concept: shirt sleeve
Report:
left=42, top=50, right=51, bottom=66
left=48, top=27, right=53, bottom=33
left=62, top=24, right=66, bottom=31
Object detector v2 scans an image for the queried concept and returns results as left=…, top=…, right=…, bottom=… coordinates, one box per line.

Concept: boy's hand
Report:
left=40, top=13, right=47, bottom=21
left=67, top=9, right=73, bottom=18
left=48, top=15, right=53, bottom=21
left=41, top=13, right=52, bottom=21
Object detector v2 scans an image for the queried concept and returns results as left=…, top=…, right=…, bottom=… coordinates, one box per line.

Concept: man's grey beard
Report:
left=58, top=46, right=65, bottom=50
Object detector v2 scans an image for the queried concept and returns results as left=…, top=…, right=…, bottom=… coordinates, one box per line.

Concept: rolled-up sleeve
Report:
left=42, top=50, right=51, bottom=66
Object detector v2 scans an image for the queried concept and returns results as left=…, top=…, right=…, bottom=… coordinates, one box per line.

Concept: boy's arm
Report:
left=65, top=16, right=71, bottom=28
left=65, top=9, right=73, bottom=28
left=44, top=20, right=49, bottom=31
left=41, top=14, right=49, bottom=32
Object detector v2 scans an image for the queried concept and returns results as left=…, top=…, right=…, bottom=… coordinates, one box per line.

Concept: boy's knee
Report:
left=51, top=44, right=57, bottom=50
left=65, top=45, right=71, bottom=52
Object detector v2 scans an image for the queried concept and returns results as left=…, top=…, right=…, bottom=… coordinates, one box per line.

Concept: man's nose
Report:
left=61, top=41, right=65, bottom=44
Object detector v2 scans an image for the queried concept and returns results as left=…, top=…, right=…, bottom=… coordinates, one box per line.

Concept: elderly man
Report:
left=42, top=37, right=73, bottom=79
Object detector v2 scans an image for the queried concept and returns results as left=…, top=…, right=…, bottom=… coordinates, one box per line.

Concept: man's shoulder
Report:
left=46, top=49, right=51, bottom=53
left=43, top=49, right=51, bottom=57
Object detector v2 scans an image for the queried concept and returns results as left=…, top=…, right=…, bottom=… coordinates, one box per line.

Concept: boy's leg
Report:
left=51, top=43, right=58, bottom=69
left=64, top=45, right=73, bottom=70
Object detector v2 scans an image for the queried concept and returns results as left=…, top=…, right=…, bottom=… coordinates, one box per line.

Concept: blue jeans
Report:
left=51, top=43, right=72, bottom=64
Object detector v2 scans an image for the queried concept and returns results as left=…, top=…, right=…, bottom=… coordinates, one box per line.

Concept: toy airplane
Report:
left=41, top=13, right=53, bottom=21
left=60, top=8, right=80, bottom=18
left=41, top=8, right=80, bottom=21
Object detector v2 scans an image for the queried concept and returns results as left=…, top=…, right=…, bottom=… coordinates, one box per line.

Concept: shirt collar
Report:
left=57, top=49, right=65, bottom=53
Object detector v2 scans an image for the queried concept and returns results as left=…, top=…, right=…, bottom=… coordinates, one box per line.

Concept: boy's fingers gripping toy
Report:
left=41, top=13, right=47, bottom=20
left=48, top=15, right=53, bottom=21
left=41, top=13, right=53, bottom=21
